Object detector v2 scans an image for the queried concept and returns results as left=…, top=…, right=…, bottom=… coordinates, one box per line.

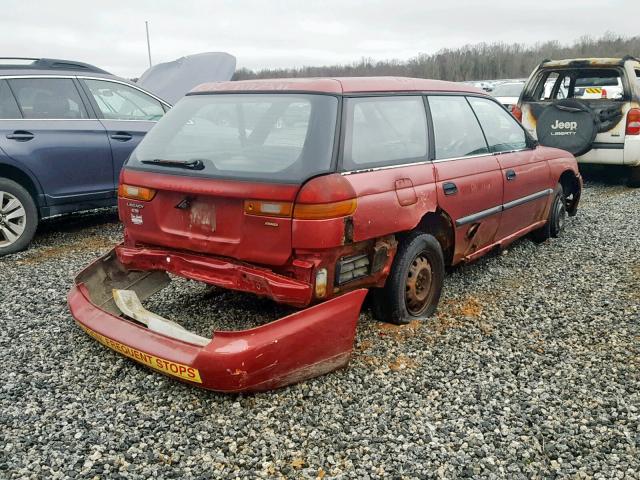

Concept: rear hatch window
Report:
left=127, top=93, right=339, bottom=183
left=533, top=68, right=625, bottom=101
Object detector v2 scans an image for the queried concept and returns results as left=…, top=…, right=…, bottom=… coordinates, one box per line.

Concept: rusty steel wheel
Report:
left=405, top=253, right=435, bottom=316
left=371, top=231, right=444, bottom=325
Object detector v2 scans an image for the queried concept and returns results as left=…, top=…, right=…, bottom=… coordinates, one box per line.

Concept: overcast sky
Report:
left=2, top=0, right=638, bottom=78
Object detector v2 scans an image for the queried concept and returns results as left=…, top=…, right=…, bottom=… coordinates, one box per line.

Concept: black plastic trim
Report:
left=591, top=142, right=625, bottom=150
left=456, top=205, right=503, bottom=226
left=456, top=188, right=553, bottom=226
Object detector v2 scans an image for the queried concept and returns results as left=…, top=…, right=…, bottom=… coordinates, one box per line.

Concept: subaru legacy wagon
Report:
left=69, top=77, right=582, bottom=392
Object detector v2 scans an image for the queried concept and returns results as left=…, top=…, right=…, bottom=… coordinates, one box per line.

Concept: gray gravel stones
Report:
left=0, top=181, right=639, bottom=479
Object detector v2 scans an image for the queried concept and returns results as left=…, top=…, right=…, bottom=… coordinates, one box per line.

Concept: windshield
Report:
left=127, top=93, right=339, bottom=183
left=491, top=83, right=524, bottom=97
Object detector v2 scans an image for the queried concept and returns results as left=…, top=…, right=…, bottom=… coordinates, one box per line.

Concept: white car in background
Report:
left=491, top=81, right=525, bottom=112
left=515, top=56, right=640, bottom=187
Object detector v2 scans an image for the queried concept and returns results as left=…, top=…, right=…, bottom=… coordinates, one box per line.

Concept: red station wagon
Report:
left=68, top=77, right=582, bottom=392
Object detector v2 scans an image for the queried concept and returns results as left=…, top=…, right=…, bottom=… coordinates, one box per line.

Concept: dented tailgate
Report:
left=119, top=169, right=300, bottom=266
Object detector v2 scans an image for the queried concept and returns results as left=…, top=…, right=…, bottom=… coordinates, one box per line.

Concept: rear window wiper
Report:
left=140, top=158, right=205, bottom=170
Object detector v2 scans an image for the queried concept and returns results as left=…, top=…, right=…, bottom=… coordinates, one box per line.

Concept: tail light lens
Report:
left=293, top=199, right=357, bottom=219
left=315, top=268, right=328, bottom=298
left=512, top=105, right=523, bottom=122
left=626, top=108, right=640, bottom=135
left=293, top=173, right=358, bottom=220
left=118, top=184, right=157, bottom=201
left=601, top=88, right=608, bottom=99
left=244, top=200, right=292, bottom=217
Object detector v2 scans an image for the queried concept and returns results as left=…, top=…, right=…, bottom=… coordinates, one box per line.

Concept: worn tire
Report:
left=0, top=178, right=38, bottom=257
left=531, top=183, right=566, bottom=243
left=372, top=231, right=444, bottom=325
left=628, top=166, right=640, bottom=188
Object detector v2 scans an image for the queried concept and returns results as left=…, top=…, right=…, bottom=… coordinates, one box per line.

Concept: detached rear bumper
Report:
left=68, top=249, right=367, bottom=393
left=116, top=244, right=312, bottom=307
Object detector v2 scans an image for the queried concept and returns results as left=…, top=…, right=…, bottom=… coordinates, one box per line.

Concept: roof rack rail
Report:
left=0, top=57, right=110, bottom=74
left=622, top=54, right=640, bottom=63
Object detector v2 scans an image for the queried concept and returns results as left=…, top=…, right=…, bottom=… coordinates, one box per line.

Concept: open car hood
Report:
left=137, top=52, right=236, bottom=104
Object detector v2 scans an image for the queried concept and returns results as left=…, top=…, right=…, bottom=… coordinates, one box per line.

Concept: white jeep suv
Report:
left=514, top=56, right=640, bottom=186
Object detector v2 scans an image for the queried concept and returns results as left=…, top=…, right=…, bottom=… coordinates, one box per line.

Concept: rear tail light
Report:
left=512, top=105, right=523, bottom=122
left=293, top=199, right=357, bottom=220
left=336, top=254, right=370, bottom=285
left=118, top=184, right=157, bottom=201
left=601, top=88, right=608, bottom=99
left=626, top=108, right=640, bottom=136
left=293, top=173, right=358, bottom=220
left=244, top=200, right=292, bottom=217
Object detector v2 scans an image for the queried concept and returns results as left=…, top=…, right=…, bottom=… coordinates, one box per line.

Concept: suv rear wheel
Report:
left=0, top=178, right=38, bottom=257
left=372, top=231, right=444, bottom=325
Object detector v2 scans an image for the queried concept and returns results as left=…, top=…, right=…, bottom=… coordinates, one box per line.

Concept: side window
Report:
left=536, top=72, right=560, bottom=100
left=427, top=96, right=488, bottom=160
left=467, top=97, right=527, bottom=153
left=8, top=78, right=88, bottom=119
left=84, top=79, right=164, bottom=121
left=573, top=69, right=624, bottom=100
left=0, top=80, right=21, bottom=119
left=343, top=96, right=428, bottom=169
left=636, top=69, right=640, bottom=86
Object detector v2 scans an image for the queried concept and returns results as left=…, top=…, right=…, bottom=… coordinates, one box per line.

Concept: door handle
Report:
left=110, top=132, right=133, bottom=141
left=443, top=182, right=458, bottom=196
left=506, top=169, right=517, bottom=181
left=6, top=130, right=34, bottom=141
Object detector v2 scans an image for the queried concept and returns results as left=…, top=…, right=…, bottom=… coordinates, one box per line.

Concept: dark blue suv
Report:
left=0, top=58, right=170, bottom=256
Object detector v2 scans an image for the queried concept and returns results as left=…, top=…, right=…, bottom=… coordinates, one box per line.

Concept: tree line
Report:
left=233, top=34, right=640, bottom=82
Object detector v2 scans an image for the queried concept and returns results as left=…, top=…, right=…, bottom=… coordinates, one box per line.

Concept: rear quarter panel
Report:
left=343, top=163, right=438, bottom=242
left=0, top=151, right=45, bottom=198
left=540, top=146, right=580, bottom=180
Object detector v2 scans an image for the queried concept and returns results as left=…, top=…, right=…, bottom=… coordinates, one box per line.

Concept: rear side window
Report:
left=342, top=96, right=428, bottom=169
left=467, top=97, right=527, bottom=153
left=8, top=78, right=88, bottom=119
left=0, top=80, right=21, bottom=119
left=573, top=69, right=623, bottom=100
left=83, top=79, right=165, bottom=121
left=534, top=72, right=566, bottom=100
left=534, top=69, right=624, bottom=101
left=428, top=96, right=488, bottom=160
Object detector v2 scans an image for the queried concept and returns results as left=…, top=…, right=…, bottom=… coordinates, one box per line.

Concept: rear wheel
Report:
left=628, top=166, right=640, bottom=188
left=0, top=178, right=38, bottom=257
left=531, top=183, right=566, bottom=243
left=372, top=231, right=444, bottom=325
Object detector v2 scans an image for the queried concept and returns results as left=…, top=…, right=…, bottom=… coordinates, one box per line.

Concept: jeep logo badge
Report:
left=550, top=119, right=578, bottom=136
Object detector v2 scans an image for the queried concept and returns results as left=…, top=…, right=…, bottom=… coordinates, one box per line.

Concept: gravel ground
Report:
left=0, top=179, right=638, bottom=479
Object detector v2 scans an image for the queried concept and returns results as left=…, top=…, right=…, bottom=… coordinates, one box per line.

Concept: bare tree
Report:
left=233, top=34, right=640, bottom=81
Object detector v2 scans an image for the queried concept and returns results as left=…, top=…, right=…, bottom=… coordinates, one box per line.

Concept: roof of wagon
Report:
left=541, top=57, right=640, bottom=68
left=189, top=76, right=484, bottom=95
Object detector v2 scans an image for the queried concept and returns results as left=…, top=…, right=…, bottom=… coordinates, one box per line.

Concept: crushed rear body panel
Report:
left=68, top=249, right=367, bottom=392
